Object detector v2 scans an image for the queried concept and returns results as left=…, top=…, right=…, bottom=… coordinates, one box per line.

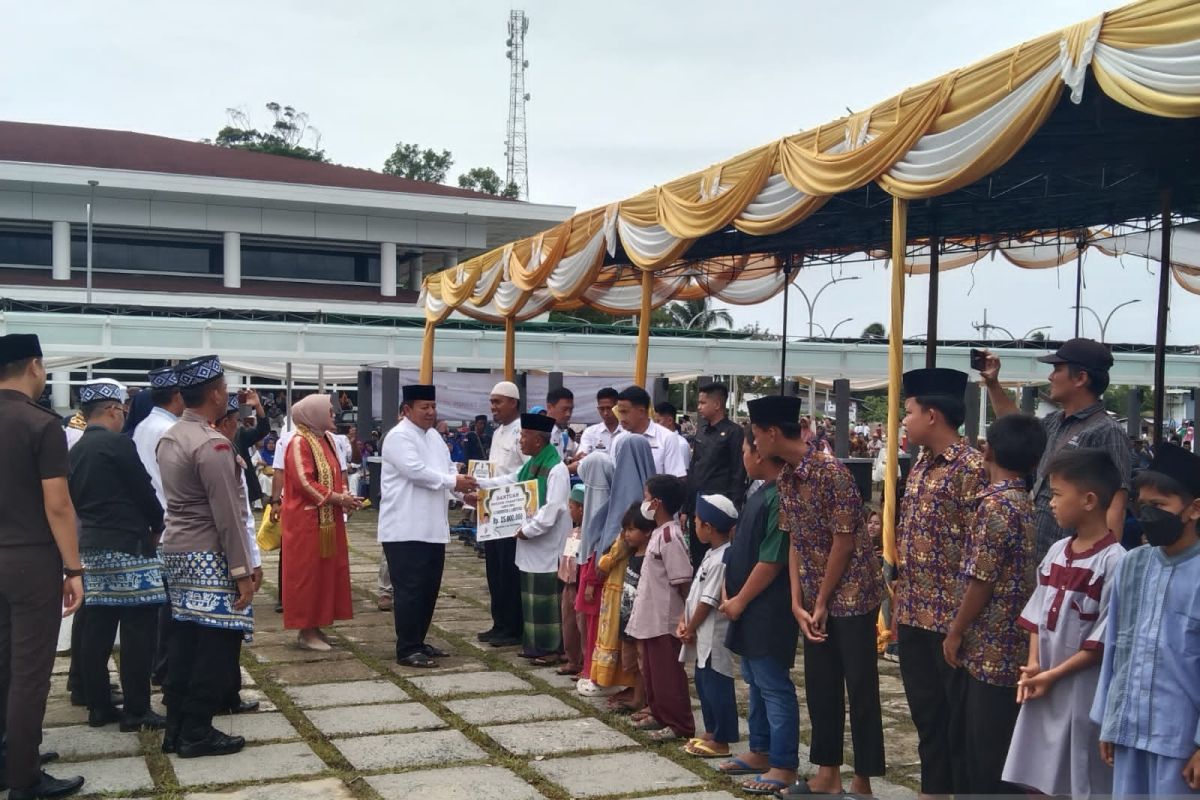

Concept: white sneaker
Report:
left=577, top=679, right=622, bottom=697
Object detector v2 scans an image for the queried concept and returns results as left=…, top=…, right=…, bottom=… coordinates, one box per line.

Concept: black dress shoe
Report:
left=120, top=710, right=167, bottom=732
left=87, top=706, right=121, bottom=728
left=422, top=644, right=450, bottom=658
left=221, top=698, right=260, bottom=714
left=40, top=752, right=59, bottom=765
left=476, top=628, right=498, bottom=642
left=7, top=770, right=85, bottom=800
left=177, top=728, right=246, bottom=759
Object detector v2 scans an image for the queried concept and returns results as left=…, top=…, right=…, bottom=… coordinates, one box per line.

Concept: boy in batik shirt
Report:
left=942, top=413, right=1046, bottom=794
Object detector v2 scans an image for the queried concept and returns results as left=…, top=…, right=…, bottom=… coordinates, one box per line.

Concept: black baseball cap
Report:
left=1037, top=338, right=1113, bottom=373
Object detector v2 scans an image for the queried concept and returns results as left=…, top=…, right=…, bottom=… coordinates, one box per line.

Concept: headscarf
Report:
left=590, top=435, right=655, bottom=559
left=258, top=434, right=277, bottom=463
left=289, top=393, right=338, bottom=557
left=577, top=451, right=614, bottom=561
left=123, top=390, right=154, bottom=436
left=291, top=394, right=335, bottom=433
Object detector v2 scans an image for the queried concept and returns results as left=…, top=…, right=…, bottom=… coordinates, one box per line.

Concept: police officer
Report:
left=156, top=355, right=256, bottom=758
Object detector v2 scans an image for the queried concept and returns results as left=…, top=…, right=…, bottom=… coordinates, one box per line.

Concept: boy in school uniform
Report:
left=942, top=413, right=1046, bottom=794
left=678, top=494, right=737, bottom=758
left=1092, top=443, right=1200, bottom=796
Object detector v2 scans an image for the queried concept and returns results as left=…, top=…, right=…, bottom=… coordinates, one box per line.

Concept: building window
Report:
left=0, top=230, right=53, bottom=267
left=242, top=245, right=379, bottom=284
left=70, top=236, right=219, bottom=274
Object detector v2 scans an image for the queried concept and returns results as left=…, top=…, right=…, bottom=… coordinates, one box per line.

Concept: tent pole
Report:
left=926, top=234, right=939, bottom=368
left=1153, top=190, right=1172, bottom=447
left=634, top=269, right=652, bottom=387
left=780, top=258, right=791, bottom=394
left=1074, top=235, right=1084, bottom=338
left=504, top=316, right=516, bottom=382
left=284, top=362, right=293, bottom=432
left=882, top=196, right=907, bottom=569
left=419, top=321, right=436, bottom=384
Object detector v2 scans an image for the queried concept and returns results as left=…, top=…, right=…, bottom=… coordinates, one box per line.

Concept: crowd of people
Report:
left=1, top=331, right=1198, bottom=799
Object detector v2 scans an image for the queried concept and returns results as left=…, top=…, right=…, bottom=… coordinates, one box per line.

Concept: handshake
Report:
left=455, top=474, right=478, bottom=493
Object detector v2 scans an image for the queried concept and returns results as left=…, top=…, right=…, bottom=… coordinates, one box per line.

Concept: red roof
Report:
left=0, top=121, right=503, bottom=201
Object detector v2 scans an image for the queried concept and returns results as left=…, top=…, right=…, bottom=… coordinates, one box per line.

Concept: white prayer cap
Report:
left=696, top=493, right=738, bottom=532
left=490, top=381, right=521, bottom=400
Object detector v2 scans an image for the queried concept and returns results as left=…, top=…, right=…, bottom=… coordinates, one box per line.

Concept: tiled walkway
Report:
left=24, top=513, right=921, bottom=799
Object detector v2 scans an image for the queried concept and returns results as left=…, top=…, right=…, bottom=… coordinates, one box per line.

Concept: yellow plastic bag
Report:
left=256, top=504, right=282, bottom=552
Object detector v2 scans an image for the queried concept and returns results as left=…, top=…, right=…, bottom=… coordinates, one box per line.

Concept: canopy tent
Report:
left=417, top=0, right=1200, bottom=563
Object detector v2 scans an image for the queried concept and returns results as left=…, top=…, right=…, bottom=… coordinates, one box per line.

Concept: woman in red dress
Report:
left=281, top=394, right=361, bottom=650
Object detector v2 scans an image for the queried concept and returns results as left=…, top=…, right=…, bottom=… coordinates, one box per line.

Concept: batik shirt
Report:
left=895, top=441, right=987, bottom=633
left=779, top=449, right=882, bottom=617
left=959, top=479, right=1036, bottom=686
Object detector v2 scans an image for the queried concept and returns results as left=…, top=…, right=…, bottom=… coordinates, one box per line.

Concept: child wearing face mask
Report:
left=625, top=475, right=694, bottom=742
left=1002, top=448, right=1126, bottom=798
left=1091, top=443, right=1200, bottom=797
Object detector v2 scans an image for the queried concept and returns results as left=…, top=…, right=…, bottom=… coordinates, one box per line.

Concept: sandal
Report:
left=531, top=655, right=564, bottom=667
left=646, top=727, right=681, bottom=742
left=716, top=756, right=765, bottom=776
left=556, top=665, right=580, bottom=676
left=741, top=776, right=790, bottom=796
left=683, top=739, right=731, bottom=757
left=631, top=715, right=663, bottom=730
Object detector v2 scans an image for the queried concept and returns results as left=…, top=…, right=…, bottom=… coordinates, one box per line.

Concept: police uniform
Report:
left=156, top=355, right=253, bottom=758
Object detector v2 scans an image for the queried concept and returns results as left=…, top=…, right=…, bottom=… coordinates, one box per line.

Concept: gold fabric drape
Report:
left=882, top=197, right=907, bottom=568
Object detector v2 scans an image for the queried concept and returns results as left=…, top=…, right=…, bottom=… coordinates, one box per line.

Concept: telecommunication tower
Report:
left=505, top=10, right=530, bottom=200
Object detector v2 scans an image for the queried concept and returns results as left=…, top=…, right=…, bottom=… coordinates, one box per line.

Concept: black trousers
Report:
left=383, top=541, right=445, bottom=659
left=963, top=674, right=1021, bottom=795
left=162, top=619, right=242, bottom=737
left=898, top=624, right=967, bottom=795
left=67, top=601, right=87, bottom=697
left=151, top=601, right=171, bottom=685
left=803, top=608, right=886, bottom=776
left=81, top=604, right=158, bottom=717
left=0, top=545, right=62, bottom=791
left=483, top=537, right=522, bottom=637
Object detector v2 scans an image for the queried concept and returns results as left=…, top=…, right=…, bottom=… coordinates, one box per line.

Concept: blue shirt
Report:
left=1091, top=540, right=1200, bottom=760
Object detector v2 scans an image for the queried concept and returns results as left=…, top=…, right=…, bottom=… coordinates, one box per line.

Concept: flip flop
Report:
left=555, top=665, right=580, bottom=676
left=631, top=716, right=663, bottom=730
left=646, top=727, right=682, bottom=742
left=682, top=739, right=731, bottom=758
left=716, top=756, right=763, bottom=776
left=741, top=776, right=789, bottom=796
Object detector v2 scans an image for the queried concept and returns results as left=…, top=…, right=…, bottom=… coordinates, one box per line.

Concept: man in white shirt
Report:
left=474, top=412, right=571, bottom=661
left=131, top=365, right=184, bottom=687
left=378, top=384, right=476, bottom=668
left=654, top=401, right=692, bottom=456
left=478, top=381, right=527, bottom=646
left=571, top=387, right=620, bottom=471
left=615, top=385, right=690, bottom=478
left=545, top=387, right=575, bottom=461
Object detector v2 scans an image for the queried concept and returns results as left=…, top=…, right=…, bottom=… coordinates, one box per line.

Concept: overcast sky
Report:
left=2, top=0, right=1189, bottom=347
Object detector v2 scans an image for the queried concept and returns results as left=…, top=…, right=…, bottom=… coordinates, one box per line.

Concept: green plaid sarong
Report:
left=520, top=570, right=562, bottom=655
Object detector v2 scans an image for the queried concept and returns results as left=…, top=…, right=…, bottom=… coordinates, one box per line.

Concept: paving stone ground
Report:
left=19, top=511, right=920, bottom=799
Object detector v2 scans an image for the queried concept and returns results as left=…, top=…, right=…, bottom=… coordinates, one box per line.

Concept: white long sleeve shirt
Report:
left=578, top=422, right=619, bottom=456
left=133, top=406, right=178, bottom=508
left=481, top=459, right=571, bottom=573
left=377, top=418, right=459, bottom=544
left=489, top=418, right=528, bottom=475
left=616, top=420, right=690, bottom=477
left=238, top=469, right=263, bottom=569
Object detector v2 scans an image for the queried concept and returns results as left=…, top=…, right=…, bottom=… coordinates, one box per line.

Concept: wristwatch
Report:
left=64, top=566, right=85, bottom=578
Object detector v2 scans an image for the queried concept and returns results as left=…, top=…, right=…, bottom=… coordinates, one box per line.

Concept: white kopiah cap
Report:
left=491, top=381, right=521, bottom=400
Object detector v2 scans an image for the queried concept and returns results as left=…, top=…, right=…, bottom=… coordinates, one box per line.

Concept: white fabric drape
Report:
left=1094, top=38, right=1200, bottom=97
left=738, top=173, right=811, bottom=222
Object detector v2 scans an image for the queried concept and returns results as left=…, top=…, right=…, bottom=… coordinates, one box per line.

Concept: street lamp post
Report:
left=85, top=180, right=98, bottom=305
left=1069, top=299, right=1141, bottom=343
left=792, top=276, right=861, bottom=338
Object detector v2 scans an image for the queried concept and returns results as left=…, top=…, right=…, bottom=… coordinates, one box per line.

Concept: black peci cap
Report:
left=902, top=368, right=968, bottom=398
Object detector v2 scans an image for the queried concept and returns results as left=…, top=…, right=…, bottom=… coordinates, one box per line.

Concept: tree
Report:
left=1028, top=330, right=1047, bottom=343
left=383, top=143, right=453, bottom=183
left=662, top=298, right=734, bottom=331
left=862, top=322, right=886, bottom=339
left=458, top=167, right=520, bottom=198
left=212, top=102, right=327, bottom=162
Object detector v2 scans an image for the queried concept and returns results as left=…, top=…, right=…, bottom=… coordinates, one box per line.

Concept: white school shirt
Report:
left=616, top=420, right=690, bottom=476
left=133, top=406, right=178, bottom=508
left=377, top=418, right=459, bottom=544
left=489, top=418, right=528, bottom=475
left=679, top=542, right=733, bottom=676
left=578, top=422, right=619, bottom=456
left=480, top=459, right=572, bottom=573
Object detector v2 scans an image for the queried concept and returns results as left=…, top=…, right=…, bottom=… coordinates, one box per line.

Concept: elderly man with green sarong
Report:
left=475, top=412, right=572, bottom=663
